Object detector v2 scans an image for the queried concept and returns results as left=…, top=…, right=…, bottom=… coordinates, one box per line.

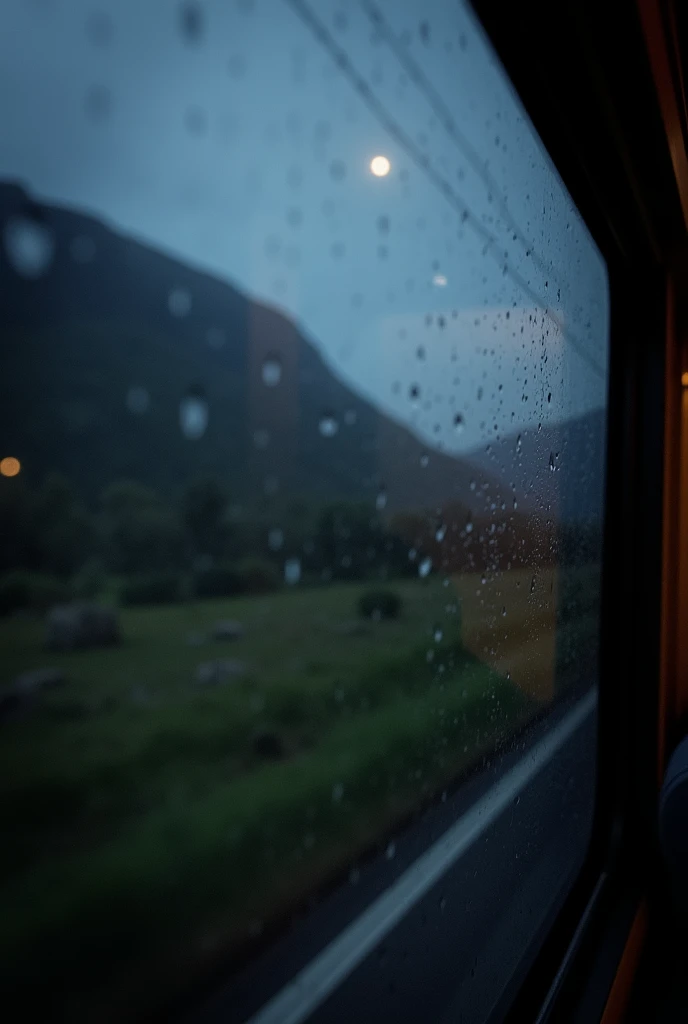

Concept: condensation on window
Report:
left=0, top=0, right=608, bottom=1019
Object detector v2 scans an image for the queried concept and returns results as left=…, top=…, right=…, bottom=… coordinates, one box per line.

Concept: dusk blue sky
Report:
left=0, top=0, right=609, bottom=458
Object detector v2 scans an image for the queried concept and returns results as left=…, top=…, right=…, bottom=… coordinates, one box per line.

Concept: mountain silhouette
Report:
left=0, top=182, right=604, bottom=529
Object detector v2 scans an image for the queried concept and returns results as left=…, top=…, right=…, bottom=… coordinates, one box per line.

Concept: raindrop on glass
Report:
left=434, top=626, right=443, bottom=643
left=126, top=386, right=150, bottom=416
left=206, top=327, right=226, bottom=349
left=4, top=217, right=54, bottom=278
left=318, top=414, right=339, bottom=438
left=435, top=523, right=446, bottom=542
left=180, top=1, right=203, bottom=43
left=453, top=413, right=465, bottom=435
left=261, top=356, right=282, bottom=387
left=418, top=556, right=432, bottom=578
left=420, top=454, right=429, bottom=468
left=179, top=391, right=209, bottom=439
left=376, top=489, right=388, bottom=511
left=284, top=557, right=301, bottom=585
left=168, top=287, right=192, bottom=317
left=268, top=528, right=284, bottom=552
left=385, top=841, right=396, bottom=860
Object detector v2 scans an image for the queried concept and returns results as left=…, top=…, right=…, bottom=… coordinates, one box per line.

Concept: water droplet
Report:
left=418, top=556, right=432, bottom=578
left=409, top=384, right=420, bottom=403
left=408, top=548, right=417, bottom=562
left=318, top=414, right=339, bottom=438
left=168, top=287, right=192, bottom=317
left=70, top=234, right=95, bottom=264
left=330, top=159, right=347, bottom=181
left=268, top=528, right=284, bottom=551
left=126, top=386, right=150, bottom=415
left=433, top=273, right=447, bottom=287
left=179, top=392, right=209, bottom=439
left=465, top=519, right=474, bottom=534
left=84, top=84, right=112, bottom=121
left=434, top=626, right=443, bottom=643
left=385, top=841, right=396, bottom=859
left=85, top=10, right=114, bottom=47
left=4, top=216, right=55, bottom=278
left=439, top=896, right=447, bottom=911
left=284, top=557, right=301, bottom=585
left=261, top=356, right=282, bottom=387
left=453, top=413, right=465, bottom=434
left=549, top=451, right=555, bottom=472
left=332, top=782, right=345, bottom=803
left=206, top=327, right=226, bottom=349
left=420, top=454, right=429, bottom=468
left=376, top=489, right=388, bottom=511
left=435, top=523, right=446, bottom=542
left=180, top=1, right=203, bottom=43
left=501, top=606, right=507, bottom=617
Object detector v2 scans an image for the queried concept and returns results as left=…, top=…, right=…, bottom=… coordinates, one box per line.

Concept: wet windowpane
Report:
left=0, top=1, right=608, bottom=1019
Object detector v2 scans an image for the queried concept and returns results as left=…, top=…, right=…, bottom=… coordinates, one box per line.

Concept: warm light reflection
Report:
left=682, top=371, right=688, bottom=387
left=370, top=155, right=391, bottom=177
left=0, top=456, right=21, bottom=478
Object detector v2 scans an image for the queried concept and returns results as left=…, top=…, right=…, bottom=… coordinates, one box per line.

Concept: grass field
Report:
left=0, top=571, right=597, bottom=1019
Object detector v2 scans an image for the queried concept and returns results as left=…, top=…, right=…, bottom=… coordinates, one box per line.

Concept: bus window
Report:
left=0, top=1, right=608, bottom=1020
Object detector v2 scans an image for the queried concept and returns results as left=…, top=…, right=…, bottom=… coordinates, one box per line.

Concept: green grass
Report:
left=0, top=579, right=533, bottom=1018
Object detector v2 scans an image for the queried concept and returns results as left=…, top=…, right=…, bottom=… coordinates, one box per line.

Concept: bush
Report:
left=193, top=564, right=241, bottom=599
left=71, top=558, right=107, bottom=600
left=120, top=572, right=181, bottom=607
left=0, top=571, right=70, bottom=616
left=357, top=589, right=402, bottom=621
left=236, top=556, right=281, bottom=594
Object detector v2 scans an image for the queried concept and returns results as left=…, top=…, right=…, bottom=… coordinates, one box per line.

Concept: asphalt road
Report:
left=190, top=690, right=597, bottom=1024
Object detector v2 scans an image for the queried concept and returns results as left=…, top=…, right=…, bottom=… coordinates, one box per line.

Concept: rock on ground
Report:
left=212, top=620, right=246, bottom=641
left=194, top=659, right=249, bottom=687
left=45, top=603, right=121, bottom=652
left=13, top=667, right=66, bottom=693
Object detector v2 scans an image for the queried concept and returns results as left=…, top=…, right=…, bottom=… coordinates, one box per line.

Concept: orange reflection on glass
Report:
left=0, top=457, right=21, bottom=477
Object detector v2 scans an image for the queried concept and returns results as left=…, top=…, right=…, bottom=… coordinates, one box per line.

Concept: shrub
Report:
left=119, top=572, right=181, bottom=607
left=193, top=564, right=241, bottom=599
left=357, top=589, right=402, bottom=621
left=236, top=556, right=281, bottom=594
left=71, top=558, right=107, bottom=600
left=0, top=571, right=70, bottom=616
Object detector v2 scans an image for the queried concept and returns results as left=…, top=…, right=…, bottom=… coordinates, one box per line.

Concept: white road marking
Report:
left=246, top=689, right=597, bottom=1024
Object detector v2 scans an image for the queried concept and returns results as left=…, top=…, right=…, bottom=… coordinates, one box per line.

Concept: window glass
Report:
left=0, top=1, right=608, bottom=1020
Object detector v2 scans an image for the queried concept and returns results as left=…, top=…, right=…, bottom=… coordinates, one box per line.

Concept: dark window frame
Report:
left=469, top=0, right=683, bottom=1019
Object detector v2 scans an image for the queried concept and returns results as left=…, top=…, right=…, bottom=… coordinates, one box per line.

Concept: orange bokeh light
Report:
left=682, top=371, right=688, bottom=387
left=0, top=457, right=21, bottom=478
